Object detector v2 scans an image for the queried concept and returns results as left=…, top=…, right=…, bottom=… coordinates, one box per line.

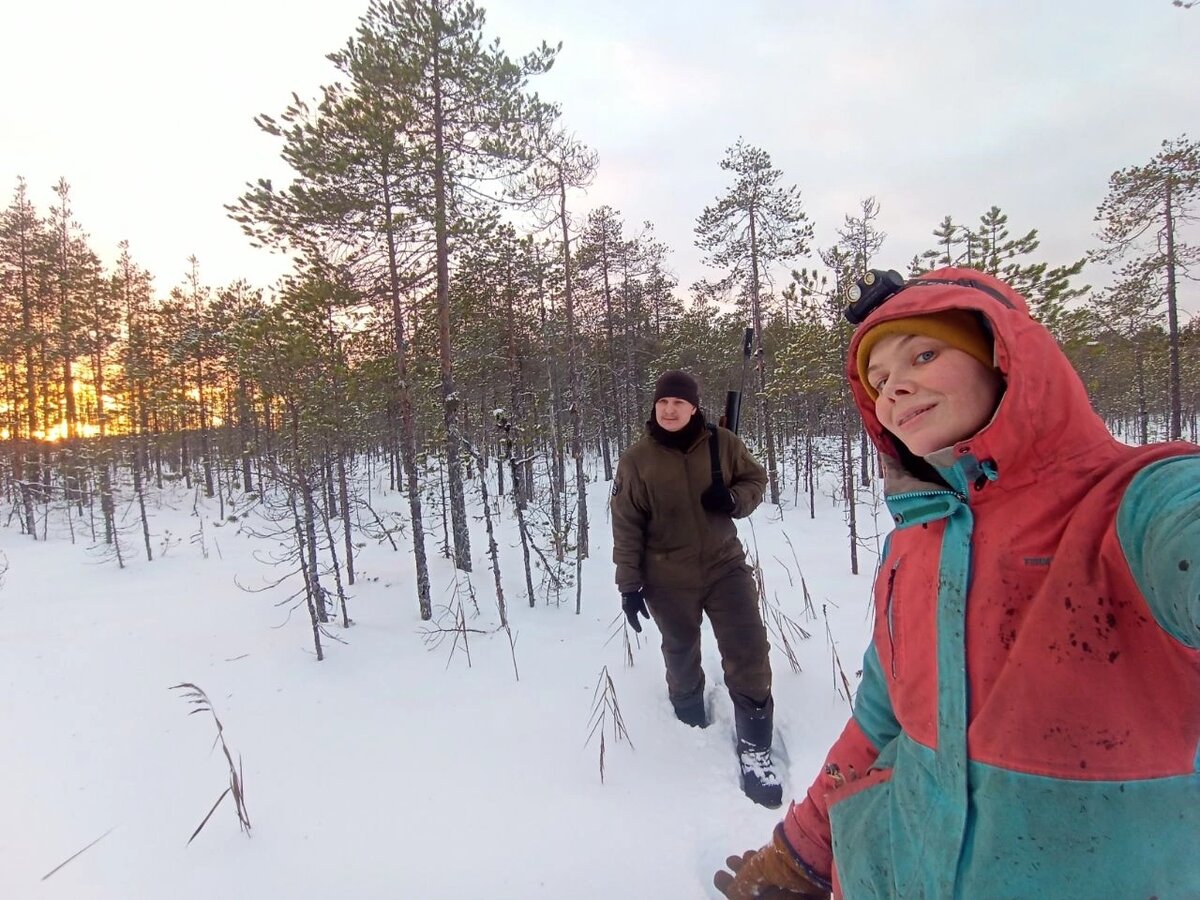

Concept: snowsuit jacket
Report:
left=611, top=416, right=767, bottom=593
left=781, top=268, right=1200, bottom=899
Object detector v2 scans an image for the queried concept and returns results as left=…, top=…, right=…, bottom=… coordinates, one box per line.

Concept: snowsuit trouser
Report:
left=644, top=564, right=771, bottom=711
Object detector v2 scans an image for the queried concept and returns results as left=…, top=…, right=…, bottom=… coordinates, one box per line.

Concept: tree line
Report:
left=1, top=0, right=1197, bottom=628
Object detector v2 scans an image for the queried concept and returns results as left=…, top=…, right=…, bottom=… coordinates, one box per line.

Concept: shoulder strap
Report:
left=707, top=424, right=725, bottom=488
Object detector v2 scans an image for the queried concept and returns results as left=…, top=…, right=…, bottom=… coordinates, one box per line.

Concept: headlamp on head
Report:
left=844, top=269, right=907, bottom=325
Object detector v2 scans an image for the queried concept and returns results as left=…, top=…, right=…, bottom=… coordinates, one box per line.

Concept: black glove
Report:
left=701, top=483, right=736, bottom=515
left=621, top=590, right=650, bottom=632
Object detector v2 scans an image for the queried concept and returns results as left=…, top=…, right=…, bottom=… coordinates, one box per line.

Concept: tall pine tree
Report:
left=1094, top=134, right=1200, bottom=439
left=695, top=139, right=813, bottom=504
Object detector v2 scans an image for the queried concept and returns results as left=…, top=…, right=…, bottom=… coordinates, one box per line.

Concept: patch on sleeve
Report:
left=611, top=478, right=621, bottom=497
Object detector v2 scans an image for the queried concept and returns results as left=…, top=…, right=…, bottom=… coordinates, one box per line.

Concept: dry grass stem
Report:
left=761, top=589, right=813, bottom=674
left=585, top=666, right=634, bottom=783
left=752, top=548, right=813, bottom=673
left=822, top=605, right=855, bottom=703
left=169, top=682, right=252, bottom=844
left=40, top=826, right=117, bottom=881
left=602, top=612, right=639, bottom=668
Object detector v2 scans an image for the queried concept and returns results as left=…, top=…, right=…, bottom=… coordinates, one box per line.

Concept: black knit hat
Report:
left=653, top=370, right=700, bottom=407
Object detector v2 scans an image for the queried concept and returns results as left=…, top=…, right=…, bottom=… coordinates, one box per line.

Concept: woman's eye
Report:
left=874, top=376, right=888, bottom=392
left=916, top=349, right=936, bottom=363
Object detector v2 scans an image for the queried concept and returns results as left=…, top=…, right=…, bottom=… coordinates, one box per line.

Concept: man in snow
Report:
left=611, top=369, right=780, bottom=807
left=714, top=267, right=1200, bottom=898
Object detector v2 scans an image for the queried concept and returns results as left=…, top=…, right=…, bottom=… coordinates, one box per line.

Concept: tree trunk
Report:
left=381, top=161, right=432, bottom=620
left=319, top=489, right=351, bottom=628
left=12, top=444, right=36, bottom=539
left=197, top=358, right=214, bottom=498
left=499, top=415, right=538, bottom=607
left=1163, top=180, right=1182, bottom=441
left=537, top=265, right=565, bottom=562
left=300, top=469, right=327, bottom=625
left=1135, top=342, right=1149, bottom=445
left=288, top=486, right=325, bottom=661
left=747, top=208, right=780, bottom=504
left=133, top=440, right=153, bottom=561
left=501, top=245, right=529, bottom=508
left=859, top=428, right=870, bottom=486
left=337, top=452, right=355, bottom=586
left=600, top=237, right=618, bottom=480
left=843, top=406, right=859, bottom=576
left=431, top=31, right=471, bottom=572
left=465, top=439, right=507, bottom=627
left=558, top=171, right=588, bottom=562
left=237, top=376, right=254, bottom=492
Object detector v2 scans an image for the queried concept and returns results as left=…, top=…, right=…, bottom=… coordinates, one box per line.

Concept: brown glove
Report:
left=713, top=824, right=831, bottom=899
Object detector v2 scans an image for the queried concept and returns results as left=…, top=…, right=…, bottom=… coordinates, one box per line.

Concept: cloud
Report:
left=4, top=0, right=1197, bottom=316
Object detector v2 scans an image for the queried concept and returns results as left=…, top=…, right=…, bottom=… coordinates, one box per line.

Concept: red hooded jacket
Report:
left=781, top=268, right=1200, bottom=898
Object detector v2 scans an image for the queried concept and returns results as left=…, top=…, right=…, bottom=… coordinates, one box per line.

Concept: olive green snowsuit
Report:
left=611, top=416, right=771, bottom=709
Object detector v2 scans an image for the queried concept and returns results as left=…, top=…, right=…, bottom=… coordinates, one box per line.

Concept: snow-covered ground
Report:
left=1, top=458, right=883, bottom=898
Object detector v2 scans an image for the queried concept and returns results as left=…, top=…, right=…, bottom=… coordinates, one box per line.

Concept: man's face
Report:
left=867, top=333, right=1003, bottom=457
left=654, top=397, right=697, bottom=432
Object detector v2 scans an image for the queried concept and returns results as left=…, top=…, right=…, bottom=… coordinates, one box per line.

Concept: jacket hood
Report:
left=847, top=267, right=1111, bottom=491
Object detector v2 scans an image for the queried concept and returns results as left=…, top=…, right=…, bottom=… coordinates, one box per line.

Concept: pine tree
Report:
left=918, top=207, right=1088, bottom=342
left=972, top=206, right=1088, bottom=340
left=695, top=139, right=813, bottom=505
left=233, top=0, right=560, bottom=603
left=382, top=0, right=558, bottom=573
left=0, top=179, right=48, bottom=443
left=836, top=197, right=886, bottom=486
left=171, top=257, right=218, bottom=497
left=47, top=179, right=104, bottom=442
left=0, top=178, right=51, bottom=537
left=1086, top=261, right=1165, bottom=443
left=837, top=197, right=886, bottom=276
left=576, top=205, right=627, bottom=476
left=523, top=130, right=598, bottom=570
left=974, top=206, right=1037, bottom=275
left=1094, top=134, right=1200, bottom=440
left=923, top=215, right=972, bottom=268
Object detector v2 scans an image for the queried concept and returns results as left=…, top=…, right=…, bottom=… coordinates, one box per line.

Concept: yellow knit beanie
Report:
left=856, top=310, right=995, bottom=400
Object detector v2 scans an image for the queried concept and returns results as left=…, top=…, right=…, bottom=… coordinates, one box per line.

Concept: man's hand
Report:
left=701, top=483, right=736, bottom=515
left=621, top=589, right=650, bottom=633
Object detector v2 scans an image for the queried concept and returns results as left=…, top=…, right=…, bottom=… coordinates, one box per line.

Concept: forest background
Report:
left=0, top=1, right=1198, bottom=895
left=3, top=0, right=1198, bottom=580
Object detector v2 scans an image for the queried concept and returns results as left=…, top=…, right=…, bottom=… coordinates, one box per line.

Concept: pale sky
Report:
left=4, top=0, right=1197, bottom=309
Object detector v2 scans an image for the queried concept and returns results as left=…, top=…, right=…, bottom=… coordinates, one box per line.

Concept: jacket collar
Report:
left=646, top=410, right=708, bottom=452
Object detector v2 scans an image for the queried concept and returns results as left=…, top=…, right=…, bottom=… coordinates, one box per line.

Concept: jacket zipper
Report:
left=889, top=488, right=967, bottom=502
left=882, top=489, right=963, bottom=678
left=885, top=560, right=900, bottom=677
left=888, top=488, right=966, bottom=526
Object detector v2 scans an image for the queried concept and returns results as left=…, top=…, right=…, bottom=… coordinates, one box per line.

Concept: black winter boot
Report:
left=733, top=697, right=782, bottom=808
left=671, top=693, right=708, bottom=728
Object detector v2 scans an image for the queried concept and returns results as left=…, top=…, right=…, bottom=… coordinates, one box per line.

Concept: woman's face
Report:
left=654, top=397, right=697, bottom=432
left=867, top=333, right=1004, bottom=456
